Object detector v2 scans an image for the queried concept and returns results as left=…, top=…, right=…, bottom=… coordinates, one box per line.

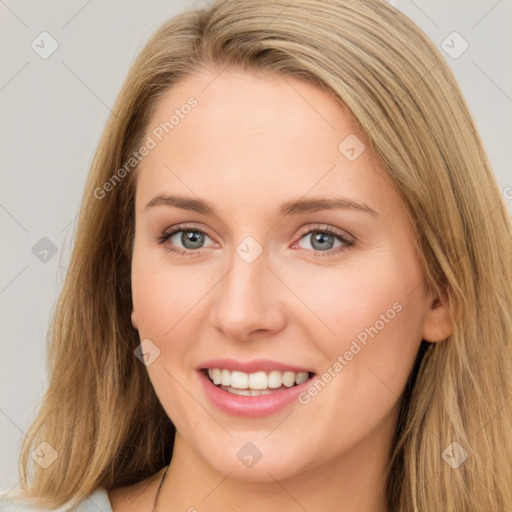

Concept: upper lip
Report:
left=198, top=358, right=315, bottom=375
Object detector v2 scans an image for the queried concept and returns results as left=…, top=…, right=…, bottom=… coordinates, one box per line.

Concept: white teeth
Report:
left=228, top=387, right=251, bottom=396
left=221, top=369, right=231, bottom=386
left=218, top=386, right=274, bottom=396
left=250, top=388, right=272, bottom=396
left=295, top=371, right=309, bottom=385
left=230, top=371, right=249, bottom=389
left=268, top=370, right=283, bottom=388
left=206, top=368, right=311, bottom=390
left=282, top=371, right=296, bottom=387
left=210, top=368, right=222, bottom=385
left=248, top=371, right=268, bottom=390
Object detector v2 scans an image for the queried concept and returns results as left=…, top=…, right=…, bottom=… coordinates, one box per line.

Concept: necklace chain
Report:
left=151, top=464, right=170, bottom=512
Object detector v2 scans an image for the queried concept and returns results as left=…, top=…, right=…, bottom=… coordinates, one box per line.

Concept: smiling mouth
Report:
left=201, top=368, right=316, bottom=396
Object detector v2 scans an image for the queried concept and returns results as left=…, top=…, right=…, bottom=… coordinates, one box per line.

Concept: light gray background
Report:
left=1, top=0, right=511, bottom=494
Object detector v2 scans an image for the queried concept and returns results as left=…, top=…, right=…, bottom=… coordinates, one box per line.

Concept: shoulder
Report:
left=0, top=487, right=112, bottom=512
left=0, top=468, right=165, bottom=512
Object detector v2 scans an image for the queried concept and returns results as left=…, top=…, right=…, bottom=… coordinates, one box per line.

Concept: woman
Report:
left=3, top=0, right=511, bottom=510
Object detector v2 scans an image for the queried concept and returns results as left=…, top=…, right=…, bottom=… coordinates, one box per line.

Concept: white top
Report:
left=0, top=487, right=113, bottom=511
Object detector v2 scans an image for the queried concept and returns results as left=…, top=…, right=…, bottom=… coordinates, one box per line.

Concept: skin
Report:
left=108, top=67, right=453, bottom=512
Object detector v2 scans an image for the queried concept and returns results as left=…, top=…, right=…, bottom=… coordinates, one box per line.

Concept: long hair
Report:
left=13, top=1, right=512, bottom=510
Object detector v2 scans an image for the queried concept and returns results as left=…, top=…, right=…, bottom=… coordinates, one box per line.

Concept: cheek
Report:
left=130, top=246, right=207, bottom=422
left=130, top=241, right=208, bottom=340
left=278, top=245, right=424, bottom=344
left=291, top=246, right=426, bottom=436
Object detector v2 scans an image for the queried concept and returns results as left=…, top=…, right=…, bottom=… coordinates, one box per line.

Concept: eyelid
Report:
left=158, top=222, right=353, bottom=242
left=295, top=223, right=354, bottom=241
left=153, top=223, right=215, bottom=259
left=156, top=222, right=216, bottom=245
left=292, top=224, right=356, bottom=257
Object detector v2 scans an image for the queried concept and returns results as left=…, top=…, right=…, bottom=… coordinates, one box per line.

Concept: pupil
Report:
left=312, top=232, right=333, bottom=251
left=183, top=231, right=204, bottom=249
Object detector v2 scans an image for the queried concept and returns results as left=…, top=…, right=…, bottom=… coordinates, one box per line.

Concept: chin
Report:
left=194, top=434, right=317, bottom=483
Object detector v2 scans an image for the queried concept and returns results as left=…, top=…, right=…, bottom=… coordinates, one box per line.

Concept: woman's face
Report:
left=130, top=68, right=452, bottom=481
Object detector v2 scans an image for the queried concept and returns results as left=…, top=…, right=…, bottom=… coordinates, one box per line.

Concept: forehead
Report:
left=134, top=68, right=395, bottom=219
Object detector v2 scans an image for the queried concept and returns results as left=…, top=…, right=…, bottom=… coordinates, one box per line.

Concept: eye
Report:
left=155, top=223, right=355, bottom=257
left=155, top=223, right=214, bottom=256
left=294, top=224, right=355, bottom=257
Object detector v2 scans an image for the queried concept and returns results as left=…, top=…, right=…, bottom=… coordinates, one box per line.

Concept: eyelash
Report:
left=155, top=223, right=356, bottom=258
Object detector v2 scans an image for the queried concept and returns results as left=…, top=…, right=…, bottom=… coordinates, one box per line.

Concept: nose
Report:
left=208, top=246, right=287, bottom=342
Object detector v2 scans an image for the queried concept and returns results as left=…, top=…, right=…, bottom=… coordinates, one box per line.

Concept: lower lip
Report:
left=198, top=370, right=315, bottom=418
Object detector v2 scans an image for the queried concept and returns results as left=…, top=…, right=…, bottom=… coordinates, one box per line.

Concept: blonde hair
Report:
left=14, top=1, right=512, bottom=510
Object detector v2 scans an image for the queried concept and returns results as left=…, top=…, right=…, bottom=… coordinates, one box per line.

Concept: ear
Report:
left=422, top=285, right=454, bottom=342
left=131, top=307, right=138, bottom=330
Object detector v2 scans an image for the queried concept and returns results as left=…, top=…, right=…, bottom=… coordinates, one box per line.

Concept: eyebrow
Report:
left=144, top=194, right=379, bottom=218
